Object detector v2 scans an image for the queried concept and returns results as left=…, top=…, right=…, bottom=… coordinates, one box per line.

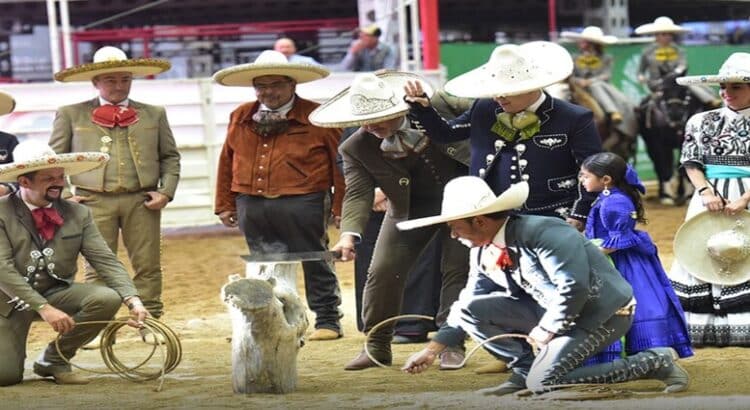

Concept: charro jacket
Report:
left=0, top=194, right=138, bottom=317
left=49, top=98, right=181, bottom=199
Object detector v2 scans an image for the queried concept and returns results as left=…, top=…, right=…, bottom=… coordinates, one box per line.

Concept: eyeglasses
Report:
left=253, top=80, right=293, bottom=91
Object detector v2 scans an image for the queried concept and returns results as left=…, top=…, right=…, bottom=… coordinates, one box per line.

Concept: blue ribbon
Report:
left=705, top=164, right=750, bottom=179
left=624, top=164, right=646, bottom=194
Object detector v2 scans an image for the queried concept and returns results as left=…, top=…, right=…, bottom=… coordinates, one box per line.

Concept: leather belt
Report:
left=257, top=193, right=281, bottom=199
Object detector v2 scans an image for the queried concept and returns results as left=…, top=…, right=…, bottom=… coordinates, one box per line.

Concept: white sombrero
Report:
left=560, top=26, right=617, bottom=45
left=676, top=52, right=750, bottom=85
left=0, top=140, right=109, bottom=183
left=54, top=46, right=171, bottom=82
left=309, top=71, right=434, bottom=128
left=673, top=210, right=750, bottom=286
left=635, top=16, right=690, bottom=35
left=0, top=91, right=14, bottom=116
left=397, top=177, right=529, bottom=231
left=213, top=50, right=329, bottom=87
left=444, top=41, right=573, bottom=98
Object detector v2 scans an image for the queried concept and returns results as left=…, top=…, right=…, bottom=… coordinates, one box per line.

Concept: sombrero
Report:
left=634, top=16, right=690, bottom=35
left=213, top=50, right=329, bottom=87
left=560, top=26, right=617, bottom=45
left=397, top=177, right=528, bottom=231
left=0, top=140, right=109, bottom=183
left=677, top=52, right=750, bottom=85
left=54, top=46, right=171, bottom=82
left=309, top=71, right=434, bottom=128
left=673, top=210, right=750, bottom=286
left=0, top=91, right=15, bottom=116
left=444, top=41, right=573, bottom=98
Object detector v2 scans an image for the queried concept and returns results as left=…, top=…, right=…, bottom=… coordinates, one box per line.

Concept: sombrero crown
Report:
left=309, top=71, right=434, bottom=128
left=54, top=46, right=171, bottom=82
left=444, top=41, right=573, bottom=98
left=0, top=140, right=109, bottom=183
left=677, top=52, right=750, bottom=85
left=0, top=91, right=15, bottom=116
left=397, top=177, right=528, bottom=231
left=213, top=50, right=329, bottom=87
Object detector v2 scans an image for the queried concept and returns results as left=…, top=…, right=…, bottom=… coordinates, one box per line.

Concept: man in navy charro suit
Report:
left=405, top=41, right=601, bottom=231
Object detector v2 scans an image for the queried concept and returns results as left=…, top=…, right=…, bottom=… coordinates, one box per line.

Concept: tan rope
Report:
left=54, top=317, right=182, bottom=392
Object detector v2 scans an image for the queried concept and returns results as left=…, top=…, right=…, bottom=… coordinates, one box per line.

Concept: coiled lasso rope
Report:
left=54, top=317, right=182, bottom=392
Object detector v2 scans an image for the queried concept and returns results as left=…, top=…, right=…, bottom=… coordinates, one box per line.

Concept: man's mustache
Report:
left=47, top=186, right=64, bottom=192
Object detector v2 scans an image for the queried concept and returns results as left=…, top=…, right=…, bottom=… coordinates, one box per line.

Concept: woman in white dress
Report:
left=669, top=52, right=750, bottom=346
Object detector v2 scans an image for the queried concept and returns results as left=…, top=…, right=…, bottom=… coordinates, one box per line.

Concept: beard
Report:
left=45, top=186, right=64, bottom=202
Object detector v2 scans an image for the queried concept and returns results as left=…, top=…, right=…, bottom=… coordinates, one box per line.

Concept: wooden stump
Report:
left=221, top=274, right=308, bottom=394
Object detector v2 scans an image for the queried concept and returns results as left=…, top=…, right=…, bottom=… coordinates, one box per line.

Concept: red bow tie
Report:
left=496, top=246, right=513, bottom=270
left=31, top=207, right=64, bottom=241
left=91, top=104, right=139, bottom=128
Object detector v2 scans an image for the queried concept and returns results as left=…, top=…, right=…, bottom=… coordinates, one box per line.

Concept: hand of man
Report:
left=144, top=191, right=170, bottom=210
left=529, top=326, right=555, bottom=348
left=219, top=211, right=239, bottom=227
left=565, top=218, right=584, bottom=232
left=402, top=347, right=439, bottom=374
left=349, top=39, right=365, bottom=53
left=124, top=297, right=149, bottom=329
left=68, top=195, right=92, bottom=204
left=372, top=188, right=388, bottom=212
left=332, top=234, right=356, bottom=262
left=0, top=184, right=11, bottom=197
left=403, top=80, right=431, bottom=108
left=38, top=304, right=76, bottom=334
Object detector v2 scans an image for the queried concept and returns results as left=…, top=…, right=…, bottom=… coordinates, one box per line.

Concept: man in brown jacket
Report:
left=0, top=141, right=148, bottom=386
left=48, top=47, right=180, bottom=334
left=213, top=50, right=345, bottom=340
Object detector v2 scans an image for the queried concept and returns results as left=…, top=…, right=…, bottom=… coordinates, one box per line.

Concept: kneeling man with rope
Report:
left=398, top=177, right=689, bottom=396
left=0, top=141, right=148, bottom=386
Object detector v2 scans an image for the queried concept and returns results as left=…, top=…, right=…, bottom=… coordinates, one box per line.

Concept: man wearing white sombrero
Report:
left=635, top=16, right=719, bottom=107
left=48, top=46, right=180, bottom=344
left=0, top=140, right=148, bottom=386
left=399, top=177, right=689, bottom=396
left=0, top=91, right=20, bottom=197
left=405, top=41, right=601, bottom=232
left=213, top=50, right=345, bottom=341
left=668, top=52, right=750, bottom=347
left=309, top=71, right=470, bottom=370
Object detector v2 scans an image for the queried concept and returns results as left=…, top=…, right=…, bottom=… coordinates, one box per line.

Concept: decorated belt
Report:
left=705, top=164, right=750, bottom=179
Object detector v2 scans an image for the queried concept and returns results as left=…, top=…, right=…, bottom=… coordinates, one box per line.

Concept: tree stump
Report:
left=221, top=274, right=308, bottom=394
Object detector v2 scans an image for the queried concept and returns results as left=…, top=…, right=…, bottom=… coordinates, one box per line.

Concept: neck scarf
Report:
left=491, top=111, right=541, bottom=142
left=91, top=104, right=139, bottom=128
left=31, top=207, right=63, bottom=241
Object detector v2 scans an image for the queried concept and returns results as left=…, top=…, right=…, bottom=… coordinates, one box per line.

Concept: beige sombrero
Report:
left=0, top=140, right=109, bottom=183
left=309, top=71, right=434, bottom=128
left=560, top=26, right=617, bottom=45
left=397, top=177, right=528, bottom=231
left=0, top=91, right=15, bottom=116
left=677, top=52, right=750, bottom=85
left=54, top=46, right=171, bottom=82
left=213, top=50, right=329, bottom=87
left=635, top=16, right=690, bottom=35
left=444, top=41, right=573, bottom=98
left=673, top=210, right=750, bottom=286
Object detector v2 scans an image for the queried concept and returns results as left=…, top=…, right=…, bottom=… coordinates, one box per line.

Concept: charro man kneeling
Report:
left=399, top=177, right=689, bottom=396
left=0, top=141, right=148, bottom=386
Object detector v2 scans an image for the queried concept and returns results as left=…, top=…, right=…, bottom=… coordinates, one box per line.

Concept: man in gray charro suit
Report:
left=400, top=177, right=689, bottom=396
left=310, top=72, right=470, bottom=371
left=0, top=141, right=148, bottom=386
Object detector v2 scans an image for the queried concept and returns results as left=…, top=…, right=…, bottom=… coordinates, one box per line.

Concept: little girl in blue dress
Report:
left=579, top=152, right=693, bottom=363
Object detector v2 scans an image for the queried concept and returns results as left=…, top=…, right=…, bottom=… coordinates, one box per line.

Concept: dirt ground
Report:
left=5, top=197, right=750, bottom=409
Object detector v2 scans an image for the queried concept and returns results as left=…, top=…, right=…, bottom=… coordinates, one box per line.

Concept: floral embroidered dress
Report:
left=585, top=189, right=693, bottom=363
left=670, top=106, right=750, bottom=346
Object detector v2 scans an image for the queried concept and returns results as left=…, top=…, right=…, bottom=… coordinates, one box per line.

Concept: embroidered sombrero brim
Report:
left=677, top=74, right=750, bottom=85
left=444, top=41, right=573, bottom=98
left=0, top=152, right=110, bottom=182
left=0, top=91, right=15, bottom=116
left=560, top=31, right=617, bottom=45
left=309, top=71, right=435, bottom=128
left=634, top=21, right=690, bottom=35
left=673, top=210, right=750, bottom=286
left=54, top=59, right=171, bottom=82
left=213, top=63, right=329, bottom=87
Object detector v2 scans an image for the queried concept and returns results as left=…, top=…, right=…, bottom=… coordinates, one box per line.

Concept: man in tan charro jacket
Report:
left=49, top=47, right=180, bottom=346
